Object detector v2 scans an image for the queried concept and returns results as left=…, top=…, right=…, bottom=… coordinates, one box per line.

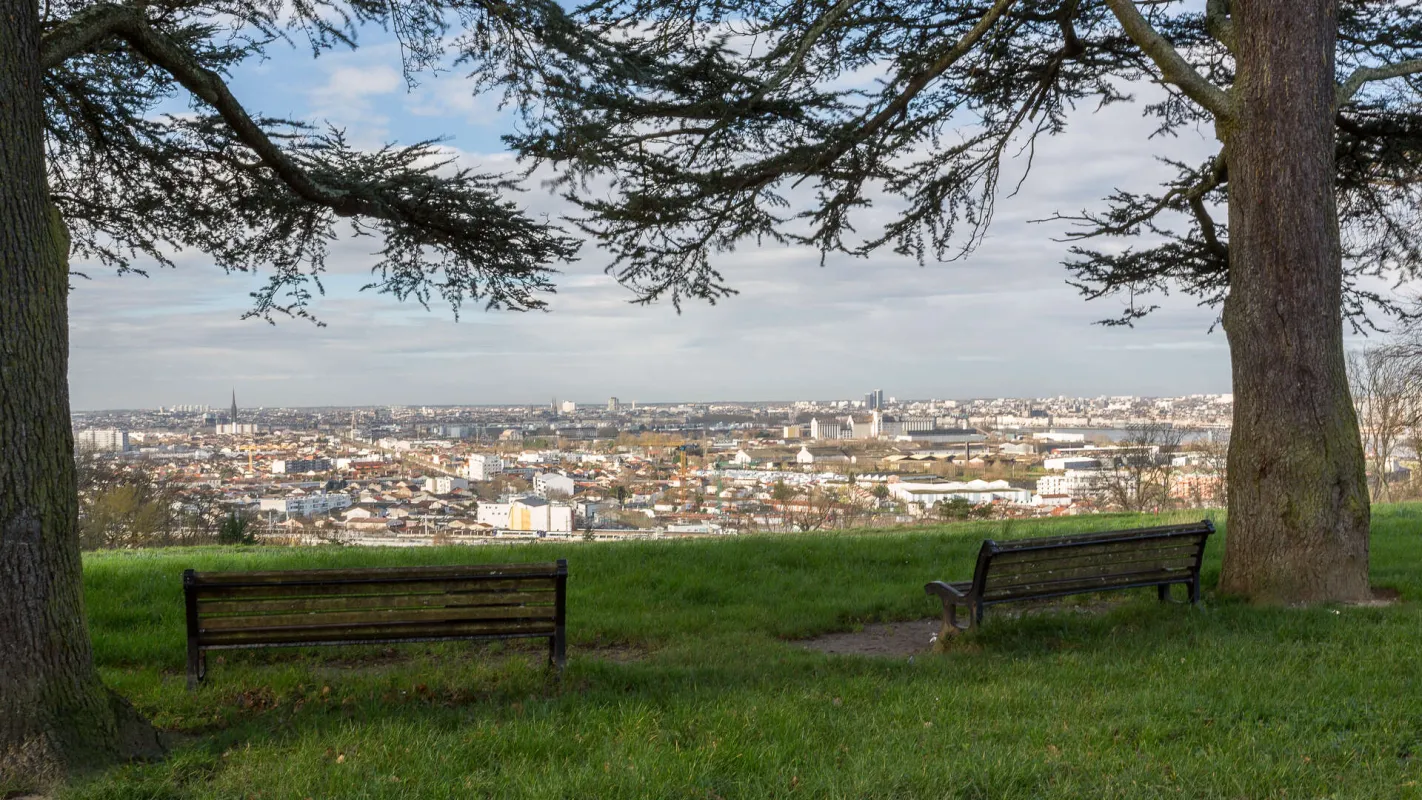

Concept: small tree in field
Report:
left=2, top=0, right=579, bottom=783
left=216, top=513, right=256, bottom=546
left=1348, top=345, right=1422, bottom=502
left=507, top=0, right=1422, bottom=607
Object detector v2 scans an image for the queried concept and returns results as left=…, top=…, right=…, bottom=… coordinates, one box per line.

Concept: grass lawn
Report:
left=59, top=506, right=1422, bottom=798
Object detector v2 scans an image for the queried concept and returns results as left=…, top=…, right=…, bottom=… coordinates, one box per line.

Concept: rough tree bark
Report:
left=1217, top=0, right=1372, bottom=604
left=0, top=0, right=161, bottom=785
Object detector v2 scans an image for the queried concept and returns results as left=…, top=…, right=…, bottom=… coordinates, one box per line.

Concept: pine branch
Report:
left=1338, top=59, right=1422, bottom=107
left=1103, top=0, right=1233, bottom=121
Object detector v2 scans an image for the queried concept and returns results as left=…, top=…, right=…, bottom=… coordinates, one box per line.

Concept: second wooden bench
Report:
left=925, top=520, right=1213, bottom=635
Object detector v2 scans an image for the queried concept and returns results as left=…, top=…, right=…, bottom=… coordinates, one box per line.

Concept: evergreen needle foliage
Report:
left=40, top=0, right=586, bottom=319
left=506, top=0, right=1422, bottom=324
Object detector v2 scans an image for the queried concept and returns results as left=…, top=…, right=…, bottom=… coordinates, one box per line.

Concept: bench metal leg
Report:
left=186, top=645, right=205, bottom=691
left=1157, top=584, right=1171, bottom=603
left=549, top=629, right=566, bottom=672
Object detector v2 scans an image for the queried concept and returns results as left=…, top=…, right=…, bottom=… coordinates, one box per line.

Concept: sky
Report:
left=66, top=27, right=1290, bottom=410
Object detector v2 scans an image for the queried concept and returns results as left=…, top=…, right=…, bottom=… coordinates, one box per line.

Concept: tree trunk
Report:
left=1218, top=0, right=1371, bottom=604
left=0, top=0, right=161, bottom=787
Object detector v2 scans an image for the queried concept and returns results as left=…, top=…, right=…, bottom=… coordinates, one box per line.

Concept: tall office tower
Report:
left=876, top=389, right=885, bottom=409
left=608, top=397, right=620, bottom=412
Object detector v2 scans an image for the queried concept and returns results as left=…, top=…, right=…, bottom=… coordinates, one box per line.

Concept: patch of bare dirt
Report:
left=1353, top=587, right=1403, bottom=607
left=799, top=619, right=941, bottom=657
left=798, top=599, right=1136, bottom=657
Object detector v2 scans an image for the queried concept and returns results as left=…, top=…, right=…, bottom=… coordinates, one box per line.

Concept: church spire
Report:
left=230, top=389, right=238, bottom=425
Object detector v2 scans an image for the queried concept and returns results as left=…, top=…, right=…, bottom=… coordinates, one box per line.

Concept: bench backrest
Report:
left=971, top=521, right=1213, bottom=604
left=184, top=561, right=567, bottom=650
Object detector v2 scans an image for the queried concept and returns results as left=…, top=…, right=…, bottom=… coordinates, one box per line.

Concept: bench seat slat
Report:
left=991, top=524, right=1210, bottom=551
left=192, top=577, right=556, bottom=600
left=989, top=539, right=1206, bottom=566
left=197, top=591, right=551, bottom=616
left=987, top=554, right=1201, bottom=586
left=983, top=567, right=1197, bottom=600
left=191, top=563, right=561, bottom=584
left=199, top=604, right=555, bottom=632
left=200, top=619, right=556, bottom=648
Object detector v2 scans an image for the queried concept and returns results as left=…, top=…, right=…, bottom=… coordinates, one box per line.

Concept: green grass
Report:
left=61, top=506, right=1422, bottom=798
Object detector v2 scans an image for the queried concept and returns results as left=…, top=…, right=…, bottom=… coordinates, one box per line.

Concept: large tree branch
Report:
left=40, top=4, right=449, bottom=226
left=1102, top=0, right=1233, bottom=122
left=44, top=5, right=370, bottom=214
left=39, top=3, right=136, bottom=68
left=1337, top=59, right=1422, bottom=108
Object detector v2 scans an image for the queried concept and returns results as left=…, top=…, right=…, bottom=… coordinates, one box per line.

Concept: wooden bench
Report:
left=183, top=560, right=567, bottom=688
left=924, top=520, right=1213, bottom=635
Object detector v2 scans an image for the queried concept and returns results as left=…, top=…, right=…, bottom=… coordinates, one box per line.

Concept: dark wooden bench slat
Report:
left=197, top=591, right=552, bottom=616
left=986, top=556, right=1200, bottom=589
left=925, top=520, right=1213, bottom=634
left=991, top=523, right=1211, bottom=551
left=989, top=537, right=1207, bottom=565
left=200, top=619, right=557, bottom=648
left=986, top=545, right=1203, bottom=576
left=983, top=567, right=1197, bottom=599
left=191, top=562, right=562, bottom=584
left=191, top=577, right=556, bottom=600
left=200, top=604, right=555, bottom=632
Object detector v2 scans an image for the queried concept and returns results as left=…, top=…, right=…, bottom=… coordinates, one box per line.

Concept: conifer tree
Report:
left=2, top=0, right=578, bottom=781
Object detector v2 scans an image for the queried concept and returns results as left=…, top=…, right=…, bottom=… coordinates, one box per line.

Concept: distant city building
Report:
left=461, top=453, right=504, bottom=480
left=890, top=479, right=1031, bottom=506
left=215, top=389, right=259, bottom=434
left=258, top=492, right=352, bottom=518
left=270, top=458, right=332, bottom=475
left=560, top=400, right=577, bottom=414
left=76, top=428, right=128, bottom=452
left=474, top=497, right=572, bottom=532
left=534, top=472, right=575, bottom=498
left=424, top=476, right=469, bottom=494
left=809, top=418, right=843, bottom=440
left=608, top=397, right=620, bottom=412
left=1036, top=470, right=1108, bottom=501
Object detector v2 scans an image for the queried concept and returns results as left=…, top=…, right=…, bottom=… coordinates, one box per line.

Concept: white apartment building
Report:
left=215, top=423, right=260, bottom=435
left=424, top=476, right=469, bottom=494
left=258, top=492, right=352, bottom=518
left=476, top=497, right=574, bottom=532
left=534, top=472, right=576, bottom=497
left=809, top=418, right=843, bottom=440
left=890, top=479, right=1033, bottom=506
left=1036, top=470, right=1108, bottom=502
left=460, top=453, right=504, bottom=480
left=76, top=428, right=129, bottom=452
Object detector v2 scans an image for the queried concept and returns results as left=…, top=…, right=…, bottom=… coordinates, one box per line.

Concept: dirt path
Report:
left=798, top=619, right=941, bottom=658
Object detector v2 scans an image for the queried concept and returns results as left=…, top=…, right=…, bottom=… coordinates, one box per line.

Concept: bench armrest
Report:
left=924, top=581, right=967, bottom=601
left=925, top=581, right=975, bottom=634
